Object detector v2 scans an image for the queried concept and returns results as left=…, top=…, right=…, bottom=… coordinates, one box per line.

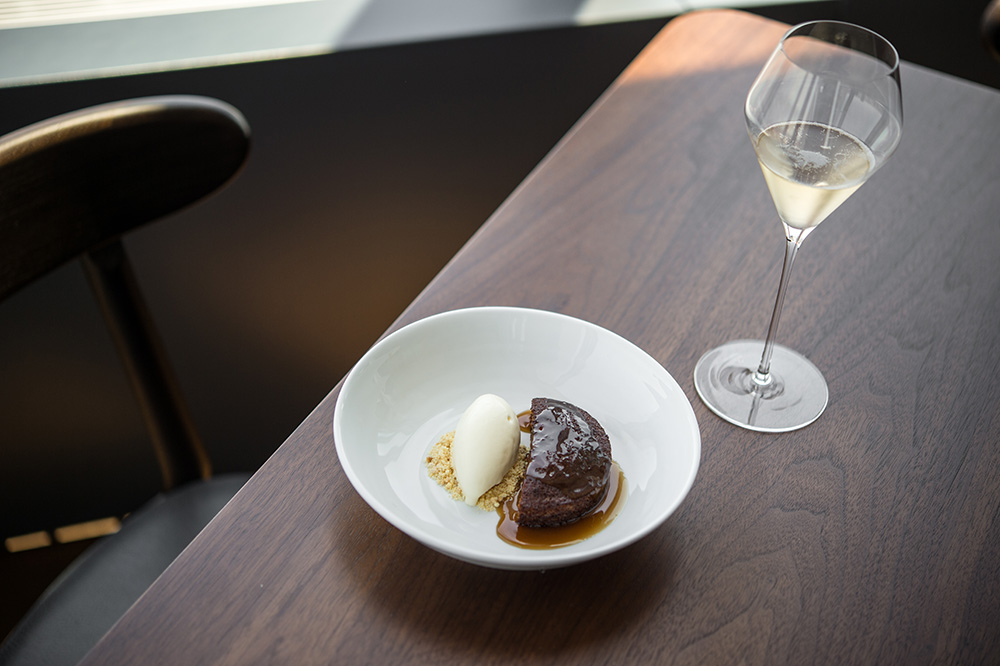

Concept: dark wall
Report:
left=753, top=0, right=1000, bottom=89
left=847, top=0, right=1000, bottom=89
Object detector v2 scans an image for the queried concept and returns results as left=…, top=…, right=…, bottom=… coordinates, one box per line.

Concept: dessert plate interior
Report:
left=333, top=306, right=701, bottom=570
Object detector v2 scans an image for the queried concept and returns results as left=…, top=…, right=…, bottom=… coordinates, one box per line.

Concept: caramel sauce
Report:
left=516, top=409, right=532, bottom=433
left=496, top=463, right=626, bottom=549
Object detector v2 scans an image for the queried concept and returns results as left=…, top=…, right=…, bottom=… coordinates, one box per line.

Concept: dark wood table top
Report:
left=81, top=10, right=1000, bottom=665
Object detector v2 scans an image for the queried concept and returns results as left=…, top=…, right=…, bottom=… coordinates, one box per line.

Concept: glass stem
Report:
left=754, top=234, right=801, bottom=385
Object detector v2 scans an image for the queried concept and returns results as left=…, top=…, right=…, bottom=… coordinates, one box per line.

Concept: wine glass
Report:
left=693, top=21, right=903, bottom=432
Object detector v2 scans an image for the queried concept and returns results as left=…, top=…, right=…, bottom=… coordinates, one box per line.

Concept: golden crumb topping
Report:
left=426, top=430, right=528, bottom=510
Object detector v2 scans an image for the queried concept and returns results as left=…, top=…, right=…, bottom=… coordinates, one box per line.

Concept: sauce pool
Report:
left=495, top=462, right=626, bottom=549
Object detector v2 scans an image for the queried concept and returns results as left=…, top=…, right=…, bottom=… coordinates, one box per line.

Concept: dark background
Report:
left=2, top=0, right=998, bottom=638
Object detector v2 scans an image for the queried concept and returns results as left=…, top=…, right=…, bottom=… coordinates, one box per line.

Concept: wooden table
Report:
left=81, top=10, right=1000, bottom=665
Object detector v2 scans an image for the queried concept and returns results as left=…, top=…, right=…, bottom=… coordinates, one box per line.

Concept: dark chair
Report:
left=0, top=96, right=252, bottom=666
left=985, top=0, right=1000, bottom=62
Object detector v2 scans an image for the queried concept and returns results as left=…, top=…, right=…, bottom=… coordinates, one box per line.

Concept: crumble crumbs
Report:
left=425, top=430, right=528, bottom=510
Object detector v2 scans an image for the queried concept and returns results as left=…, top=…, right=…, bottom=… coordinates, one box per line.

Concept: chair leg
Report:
left=82, top=239, right=210, bottom=489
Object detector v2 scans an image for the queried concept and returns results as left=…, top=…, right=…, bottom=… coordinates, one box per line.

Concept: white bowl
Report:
left=333, top=306, right=701, bottom=570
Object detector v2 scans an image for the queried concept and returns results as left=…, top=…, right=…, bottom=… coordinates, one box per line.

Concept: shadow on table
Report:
left=329, top=490, right=680, bottom=662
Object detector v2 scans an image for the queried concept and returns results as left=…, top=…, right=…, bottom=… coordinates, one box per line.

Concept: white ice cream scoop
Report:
left=451, top=394, right=521, bottom=505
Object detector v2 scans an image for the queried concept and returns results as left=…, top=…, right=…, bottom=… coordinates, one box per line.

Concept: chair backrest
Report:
left=0, top=95, right=250, bottom=489
left=0, top=95, right=250, bottom=299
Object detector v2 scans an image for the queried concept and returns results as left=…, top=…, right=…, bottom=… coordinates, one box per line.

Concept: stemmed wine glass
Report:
left=694, top=21, right=903, bottom=432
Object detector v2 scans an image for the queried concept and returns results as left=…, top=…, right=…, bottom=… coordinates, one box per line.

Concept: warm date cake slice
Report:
left=517, top=397, right=612, bottom=528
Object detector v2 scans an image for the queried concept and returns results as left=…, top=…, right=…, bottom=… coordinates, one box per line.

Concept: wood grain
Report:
left=80, top=10, right=1000, bottom=666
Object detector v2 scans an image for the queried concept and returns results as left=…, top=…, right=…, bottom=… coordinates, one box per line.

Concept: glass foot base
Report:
left=693, top=340, right=828, bottom=433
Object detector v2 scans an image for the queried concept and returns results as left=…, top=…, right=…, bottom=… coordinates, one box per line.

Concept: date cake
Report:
left=517, top=397, right=613, bottom=528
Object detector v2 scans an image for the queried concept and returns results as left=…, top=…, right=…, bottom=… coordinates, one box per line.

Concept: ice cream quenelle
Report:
left=451, top=394, right=522, bottom=506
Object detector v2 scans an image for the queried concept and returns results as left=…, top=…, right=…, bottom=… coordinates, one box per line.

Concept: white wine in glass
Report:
left=694, top=21, right=903, bottom=432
